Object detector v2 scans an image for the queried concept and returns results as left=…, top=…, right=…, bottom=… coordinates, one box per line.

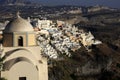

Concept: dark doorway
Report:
left=18, top=36, right=23, bottom=46
left=19, top=77, right=26, bottom=80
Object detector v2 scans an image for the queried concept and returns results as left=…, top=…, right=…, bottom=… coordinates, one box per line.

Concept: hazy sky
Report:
left=37, top=0, right=120, bottom=8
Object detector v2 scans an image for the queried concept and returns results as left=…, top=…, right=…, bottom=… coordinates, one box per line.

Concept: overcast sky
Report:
left=37, top=0, right=120, bottom=8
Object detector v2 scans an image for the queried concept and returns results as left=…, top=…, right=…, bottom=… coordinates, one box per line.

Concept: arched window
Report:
left=18, top=36, right=23, bottom=46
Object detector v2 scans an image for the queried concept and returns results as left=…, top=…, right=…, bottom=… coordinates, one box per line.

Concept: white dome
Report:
left=4, top=16, right=33, bottom=33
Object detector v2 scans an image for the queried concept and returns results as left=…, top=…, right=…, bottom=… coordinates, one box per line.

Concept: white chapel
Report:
left=1, top=12, right=48, bottom=80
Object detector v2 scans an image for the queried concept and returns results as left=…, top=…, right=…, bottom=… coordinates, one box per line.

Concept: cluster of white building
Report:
left=32, top=18, right=102, bottom=59
left=36, top=27, right=81, bottom=59
left=36, top=32, right=58, bottom=59
left=0, top=17, right=102, bottom=59
left=80, top=31, right=102, bottom=50
left=32, top=19, right=55, bottom=30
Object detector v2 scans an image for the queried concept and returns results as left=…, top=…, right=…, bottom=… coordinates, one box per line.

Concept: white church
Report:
left=0, top=13, right=48, bottom=80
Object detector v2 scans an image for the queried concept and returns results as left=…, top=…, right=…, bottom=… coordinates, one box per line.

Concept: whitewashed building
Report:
left=33, top=19, right=53, bottom=29
left=1, top=13, right=48, bottom=80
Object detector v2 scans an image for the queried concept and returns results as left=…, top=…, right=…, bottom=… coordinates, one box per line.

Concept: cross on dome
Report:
left=16, top=11, right=21, bottom=18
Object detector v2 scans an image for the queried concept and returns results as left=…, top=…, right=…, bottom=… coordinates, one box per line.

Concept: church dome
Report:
left=4, top=13, right=33, bottom=33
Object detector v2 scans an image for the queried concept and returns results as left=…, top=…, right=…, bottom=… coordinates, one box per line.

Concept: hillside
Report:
left=0, top=0, right=38, bottom=5
left=49, top=44, right=119, bottom=80
left=48, top=11, right=120, bottom=80
left=0, top=5, right=119, bottom=80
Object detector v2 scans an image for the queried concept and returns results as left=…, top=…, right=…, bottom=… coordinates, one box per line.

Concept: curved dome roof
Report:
left=4, top=15, right=33, bottom=33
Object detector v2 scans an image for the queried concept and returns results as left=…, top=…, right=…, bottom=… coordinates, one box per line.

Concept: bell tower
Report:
left=3, top=12, right=36, bottom=47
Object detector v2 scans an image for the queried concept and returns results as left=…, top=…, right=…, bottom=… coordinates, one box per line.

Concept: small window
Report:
left=18, top=36, right=23, bottom=46
left=19, top=77, right=26, bottom=80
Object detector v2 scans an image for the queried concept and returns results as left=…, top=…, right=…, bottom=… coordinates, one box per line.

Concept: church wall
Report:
left=3, top=33, right=13, bottom=47
left=27, top=47, right=48, bottom=80
left=1, top=71, right=9, bottom=80
left=38, top=60, right=48, bottom=80
left=28, top=33, right=36, bottom=46
left=8, top=62, right=39, bottom=80
left=2, top=46, right=48, bottom=80
left=3, top=47, right=38, bottom=65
